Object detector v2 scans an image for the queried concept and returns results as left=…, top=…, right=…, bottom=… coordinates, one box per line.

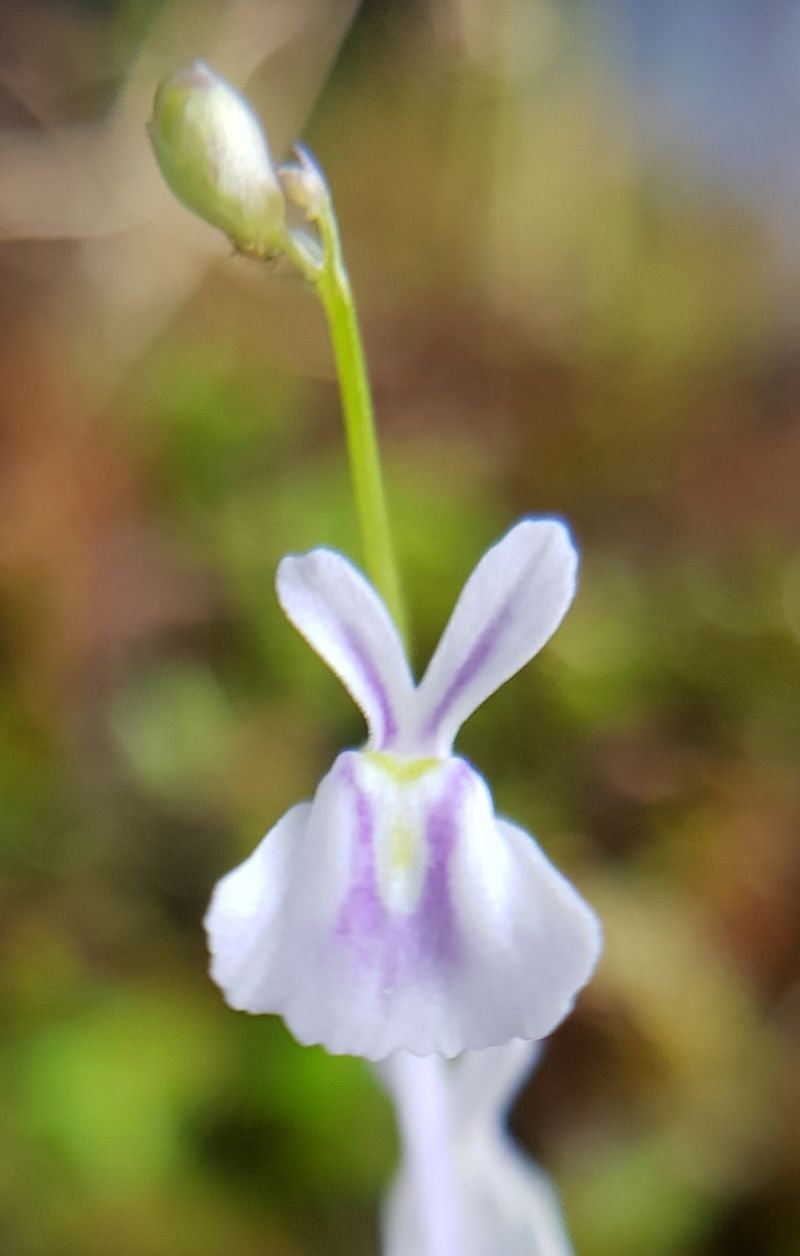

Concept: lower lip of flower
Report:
left=332, top=751, right=472, bottom=982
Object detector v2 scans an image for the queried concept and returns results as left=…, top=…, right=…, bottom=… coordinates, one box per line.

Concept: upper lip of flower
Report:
left=275, top=515, right=579, bottom=757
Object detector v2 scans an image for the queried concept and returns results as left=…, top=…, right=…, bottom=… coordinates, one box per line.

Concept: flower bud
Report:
left=149, top=60, right=286, bottom=257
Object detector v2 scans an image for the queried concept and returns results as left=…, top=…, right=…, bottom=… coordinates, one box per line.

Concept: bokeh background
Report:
left=1, top=1, right=799, bottom=1252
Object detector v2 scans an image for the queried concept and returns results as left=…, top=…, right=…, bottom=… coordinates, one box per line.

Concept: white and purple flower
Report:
left=205, top=518, right=601, bottom=1059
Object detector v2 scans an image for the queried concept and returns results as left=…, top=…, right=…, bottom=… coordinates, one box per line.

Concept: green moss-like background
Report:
left=0, top=1, right=798, bottom=1252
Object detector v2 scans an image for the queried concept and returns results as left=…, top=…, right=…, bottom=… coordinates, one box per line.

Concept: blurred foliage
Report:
left=1, top=0, right=799, bottom=1253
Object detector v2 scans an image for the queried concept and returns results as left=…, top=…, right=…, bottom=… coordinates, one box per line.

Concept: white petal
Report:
left=204, top=802, right=311, bottom=1012
left=446, top=810, right=602, bottom=1050
left=384, top=1140, right=576, bottom=1256
left=206, top=751, right=600, bottom=1059
left=452, top=1039, right=542, bottom=1131
left=463, top=1148, right=577, bottom=1256
left=276, top=548, right=414, bottom=750
left=415, top=519, right=578, bottom=754
left=454, top=1043, right=576, bottom=1255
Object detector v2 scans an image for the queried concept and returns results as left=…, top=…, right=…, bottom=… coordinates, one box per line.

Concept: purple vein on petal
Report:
left=342, top=624, right=398, bottom=747
left=334, top=755, right=466, bottom=990
left=424, top=601, right=513, bottom=738
left=334, top=756, right=384, bottom=957
left=408, top=763, right=467, bottom=971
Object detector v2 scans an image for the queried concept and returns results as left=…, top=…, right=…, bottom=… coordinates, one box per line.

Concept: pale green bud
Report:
left=149, top=60, right=285, bottom=257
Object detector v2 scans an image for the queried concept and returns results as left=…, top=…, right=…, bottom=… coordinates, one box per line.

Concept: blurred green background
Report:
left=1, top=1, right=799, bottom=1253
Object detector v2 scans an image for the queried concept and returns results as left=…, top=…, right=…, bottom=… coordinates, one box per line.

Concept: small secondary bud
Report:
left=149, top=60, right=286, bottom=257
left=279, top=144, right=329, bottom=222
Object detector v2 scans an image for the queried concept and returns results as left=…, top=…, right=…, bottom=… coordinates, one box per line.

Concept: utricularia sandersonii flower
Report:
left=205, top=518, right=601, bottom=1059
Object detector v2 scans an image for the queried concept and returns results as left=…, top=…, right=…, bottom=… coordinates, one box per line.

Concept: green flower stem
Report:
left=310, top=194, right=407, bottom=642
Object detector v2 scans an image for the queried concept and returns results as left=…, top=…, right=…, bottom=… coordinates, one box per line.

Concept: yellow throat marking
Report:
left=389, top=819, right=416, bottom=874
left=362, top=753, right=441, bottom=887
left=363, top=752, right=440, bottom=784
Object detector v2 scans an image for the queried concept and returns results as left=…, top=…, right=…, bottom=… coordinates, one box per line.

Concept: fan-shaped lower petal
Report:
left=205, top=752, right=600, bottom=1060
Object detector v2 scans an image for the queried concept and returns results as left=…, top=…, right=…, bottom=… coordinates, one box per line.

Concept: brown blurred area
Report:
left=1, top=2, right=799, bottom=1254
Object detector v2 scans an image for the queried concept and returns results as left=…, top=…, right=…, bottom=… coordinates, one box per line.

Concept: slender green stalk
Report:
left=148, top=70, right=403, bottom=627
left=311, top=195, right=407, bottom=641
